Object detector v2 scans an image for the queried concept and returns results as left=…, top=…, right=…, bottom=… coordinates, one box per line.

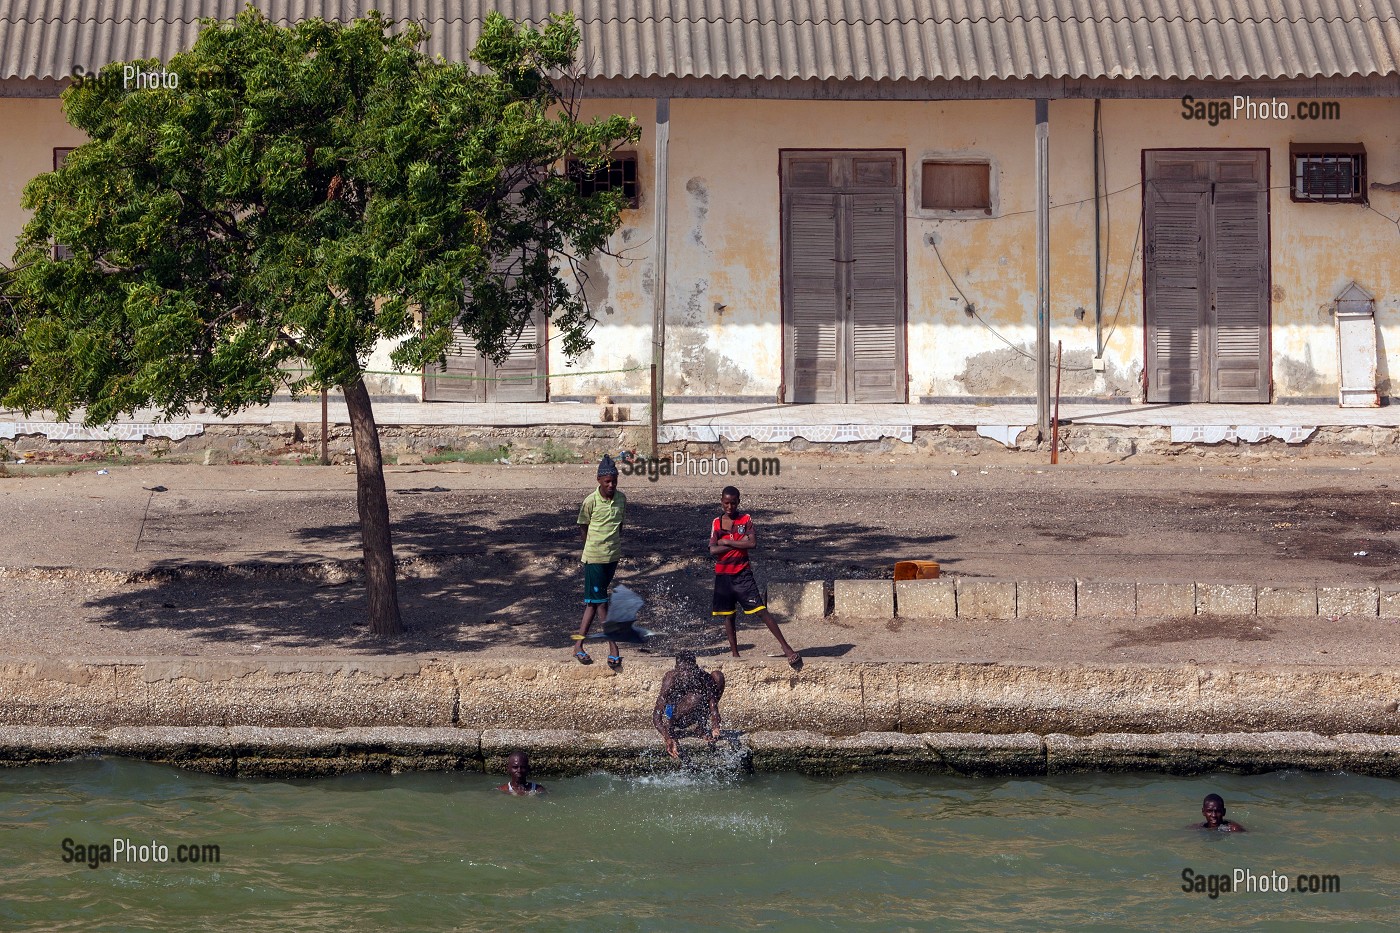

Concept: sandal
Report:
left=574, top=647, right=592, bottom=664
left=786, top=654, right=804, bottom=671
left=607, top=654, right=623, bottom=669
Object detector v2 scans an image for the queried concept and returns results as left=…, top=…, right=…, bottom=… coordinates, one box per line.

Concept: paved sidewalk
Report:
left=0, top=459, right=1397, bottom=668
left=1, top=459, right=1397, bottom=578
left=5, top=398, right=1398, bottom=432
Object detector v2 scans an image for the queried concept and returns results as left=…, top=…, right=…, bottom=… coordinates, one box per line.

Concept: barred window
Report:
left=53, top=147, right=76, bottom=259
left=568, top=153, right=639, bottom=208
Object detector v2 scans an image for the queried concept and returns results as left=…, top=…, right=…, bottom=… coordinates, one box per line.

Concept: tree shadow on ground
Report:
left=85, top=496, right=948, bottom=655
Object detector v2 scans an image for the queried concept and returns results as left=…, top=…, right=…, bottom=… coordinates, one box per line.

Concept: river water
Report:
left=2, top=759, right=1397, bottom=930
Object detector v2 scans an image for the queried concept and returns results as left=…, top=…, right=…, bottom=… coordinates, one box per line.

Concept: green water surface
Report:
left=2, top=759, right=1397, bottom=931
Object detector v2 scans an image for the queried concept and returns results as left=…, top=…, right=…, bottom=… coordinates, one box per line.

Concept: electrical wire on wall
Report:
left=928, top=177, right=1146, bottom=374
left=1096, top=195, right=1145, bottom=356
left=1363, top=202, right=1400, bottom=236
left=928, top=99, right=1146, bottom=374
left=1095, top=99, right=1109, bottom=358
left=928, top=126, right=1400, bottom=385
left=930, top=238, right=1092, bottom=372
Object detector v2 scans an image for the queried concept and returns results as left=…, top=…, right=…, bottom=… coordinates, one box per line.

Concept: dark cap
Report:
left=597, top=454, right=619, bottom=477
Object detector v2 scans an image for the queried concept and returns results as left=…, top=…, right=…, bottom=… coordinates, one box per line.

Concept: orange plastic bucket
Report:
left=894, top=560, right=941, bottom=580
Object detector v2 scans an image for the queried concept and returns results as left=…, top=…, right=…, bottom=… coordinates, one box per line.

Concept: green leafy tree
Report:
left=0, top=10, right=638, bottom=637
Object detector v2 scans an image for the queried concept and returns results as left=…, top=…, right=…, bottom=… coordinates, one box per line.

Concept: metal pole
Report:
left=649, top=363, right=659, bottom=459
left=1035, top=99, right=1051, bottom=440
left=650, top=98, right=670, bottom=440
left=320, top=388, right=329, bottom=465
left=1051, top=340, right=1063, bottom=465
left=1093, top=99, right=1103, bottom=359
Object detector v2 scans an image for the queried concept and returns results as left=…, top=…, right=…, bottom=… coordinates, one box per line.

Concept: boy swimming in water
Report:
left=496, top=751, right=545, bottom=796
left=1198, top=793, right=1245, bottom=832
left=709, top=485, right=802, bottom=669
left=653, top=652, right=726, bottom=760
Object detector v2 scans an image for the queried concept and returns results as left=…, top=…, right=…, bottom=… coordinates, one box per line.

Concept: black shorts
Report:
left=712, top=568, right=766, bottom=616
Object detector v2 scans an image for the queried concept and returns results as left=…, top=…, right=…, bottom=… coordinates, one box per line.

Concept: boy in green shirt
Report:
left=573, top=454, right=627, bottom=667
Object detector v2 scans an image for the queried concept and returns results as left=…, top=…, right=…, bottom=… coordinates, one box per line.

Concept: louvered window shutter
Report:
left=427, top=231, right=548, bottom=402
left=1145, top=184, right=1208, bottom=403
left=784, top=190, right=840, bottom=402
left=1209, top=179, right=1270, bottom=402
left=491, top=310, right=548, bottom=402
left=847, top=191, right=904, bottom=401
left=426, top=329, right=487, bottom=402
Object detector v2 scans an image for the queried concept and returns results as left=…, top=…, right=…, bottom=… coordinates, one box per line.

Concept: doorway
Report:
left=781, top=150, right=907, bottom=403
left=424, top=311, right=547, bottom=402
left=1144, top=149, right=1270, bottom=403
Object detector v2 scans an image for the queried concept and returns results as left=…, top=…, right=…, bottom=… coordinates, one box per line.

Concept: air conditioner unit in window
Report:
left=1290, top=144, right=1365, bottom=203
left=1301, top=158, right=1355, bottom=196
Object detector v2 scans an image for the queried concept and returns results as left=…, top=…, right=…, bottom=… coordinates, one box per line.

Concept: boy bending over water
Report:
left=653, top=652, right=726, bottom=760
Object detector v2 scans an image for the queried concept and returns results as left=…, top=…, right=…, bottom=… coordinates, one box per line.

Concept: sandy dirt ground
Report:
left=0, top=453, right=1398, bottom=665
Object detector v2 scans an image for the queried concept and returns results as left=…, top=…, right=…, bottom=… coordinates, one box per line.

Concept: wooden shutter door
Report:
left=846, top=191, right=904, bottom=401
left=427, top=235, right=548, bottom=402
left=784, top=188, right=840, bottom=402
left=1145, top=184, right=1208, bottom=403
left=1209, top=155, right=1269, bottom=402
left=488, top=310, right=548, bottom=402
left=425, top=332, right=486, bottom=402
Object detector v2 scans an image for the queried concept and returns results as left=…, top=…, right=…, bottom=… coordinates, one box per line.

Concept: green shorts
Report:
left=583, top=561, right=618, bottom=605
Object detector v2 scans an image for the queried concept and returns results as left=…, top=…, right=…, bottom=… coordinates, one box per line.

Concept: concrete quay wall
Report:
left=5, top=657, right=1397, bottom=737
left=3, top=726, right=1399, bottom=779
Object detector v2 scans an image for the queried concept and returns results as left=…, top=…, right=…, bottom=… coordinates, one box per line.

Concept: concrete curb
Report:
left=5, top=566, right=1394, bottom=624
left=770, top=578, right=1400, bottom=621
left=3, top=726, right=1398, bottom=777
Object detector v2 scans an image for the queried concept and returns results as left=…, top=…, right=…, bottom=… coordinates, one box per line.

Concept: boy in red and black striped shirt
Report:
left=709, top=485, right=802, bottom=670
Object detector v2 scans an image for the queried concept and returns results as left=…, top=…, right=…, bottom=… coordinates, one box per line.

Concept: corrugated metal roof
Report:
left=3, top=1, right=1399, bottom=83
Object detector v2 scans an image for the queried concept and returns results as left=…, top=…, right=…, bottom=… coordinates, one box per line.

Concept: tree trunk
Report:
left=341, top=377, right=403, bottom=637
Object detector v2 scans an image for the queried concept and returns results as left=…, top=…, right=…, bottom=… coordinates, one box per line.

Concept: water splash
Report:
left=622, top=738, right=751, bottom=788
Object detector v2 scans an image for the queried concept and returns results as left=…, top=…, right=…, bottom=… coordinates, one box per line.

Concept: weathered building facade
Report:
left=3, top=1, right=1399, bottom=405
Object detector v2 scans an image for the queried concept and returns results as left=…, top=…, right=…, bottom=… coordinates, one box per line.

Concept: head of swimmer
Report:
left=506, top=751, right=531, bottom=786
left=1201, top=793, right=1227, bottom=828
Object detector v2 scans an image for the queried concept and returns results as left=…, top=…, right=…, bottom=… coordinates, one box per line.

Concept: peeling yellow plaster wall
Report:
left=0, top=99, right=88, bottom=265
left=566, top=95, right=1400, bottom=401
left=545, top=100, right=657, bottom=399
left=1090, top=96, right=1400, bottom=399
left=10, top=93, right=1398, bottom=403
left=564, top=98, right=1133, bottom=400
